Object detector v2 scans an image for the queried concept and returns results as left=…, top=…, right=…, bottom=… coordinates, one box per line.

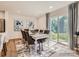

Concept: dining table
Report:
left=30, top=33, right=49, bottom=55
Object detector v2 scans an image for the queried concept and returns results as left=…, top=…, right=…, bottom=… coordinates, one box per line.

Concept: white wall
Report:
left=0, top=11, right=5, bottom=19
left=49, top=6, right=68, bottom=17
left=37, top=15, right=46, bottom=30
left=4, top=11, right=38, bottom=40
left=0, top=11, right=38, bottom=51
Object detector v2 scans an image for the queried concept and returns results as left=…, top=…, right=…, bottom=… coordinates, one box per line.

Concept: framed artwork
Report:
left=14, top=20, right=23, bottom=31
left=14, top=18, right=35, bottom=31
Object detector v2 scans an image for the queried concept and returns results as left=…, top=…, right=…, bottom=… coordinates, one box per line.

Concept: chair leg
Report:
left=41, top=43, right=43, bottom=51
left=29, top=45, right=33, bottom=55
left=39, top=43, right=40, bottom=51
left=38, top=43, right=41, bottom=54
left=29, top=47, right=30, bottom=52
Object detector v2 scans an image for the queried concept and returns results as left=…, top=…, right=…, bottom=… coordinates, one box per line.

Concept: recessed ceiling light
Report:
left=49, top=6, right=53, bottom=9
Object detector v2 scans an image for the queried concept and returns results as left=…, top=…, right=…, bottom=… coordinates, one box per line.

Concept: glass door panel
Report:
left=49, top=17, right=58, bottom=42
left=58, top=16, right=69, bottom=45
left=49, top=16, right=69, bottom=45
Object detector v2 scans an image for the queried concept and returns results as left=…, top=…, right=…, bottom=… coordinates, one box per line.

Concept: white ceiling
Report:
left=0, top=1, right=74, bottom=17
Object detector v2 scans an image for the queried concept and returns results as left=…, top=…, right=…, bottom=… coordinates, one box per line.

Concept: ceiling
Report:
left=0, top=1, right=74, bottom=17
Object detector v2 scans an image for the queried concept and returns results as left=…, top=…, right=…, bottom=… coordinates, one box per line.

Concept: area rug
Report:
left=17, top=41, right=79, bottom=57
left=17, top=46, right=56, bottom=57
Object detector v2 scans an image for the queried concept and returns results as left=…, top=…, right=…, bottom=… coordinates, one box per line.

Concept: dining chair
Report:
left=25, top=31, right=46, bottom=54
left=25, top=31, right=35, bottom=52
left=21, top=30, right=27, bottom=42
left=44, top=30, right=50, bottom=34
left=21, top=30, right=28, bottom=47
left=34, top=29, right=39, bottom=33
left=39, top=30, right=44, bottom=33
left=37, top=38, right=46, bottom=53
left=21, top=30, right=25, bottom=40
left=30, top=30, right=35, bottom=34
left=24, top=29, right=29, bottom=32
left=16, top=30, right=27, bottom=53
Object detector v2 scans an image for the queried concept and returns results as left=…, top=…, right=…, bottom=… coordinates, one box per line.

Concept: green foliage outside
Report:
left=49, top=16, right=69, bottom=42
left=49, top=32, right=69, bottom=42
left=51, top=19, right=58, bottom=33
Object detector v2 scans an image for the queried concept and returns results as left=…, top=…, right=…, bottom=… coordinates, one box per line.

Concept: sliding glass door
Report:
left=49, top=17, right=58, bottom=42
left=49, top=16, right=69, bottom=45
left=58, top=16, right=69, bottom=44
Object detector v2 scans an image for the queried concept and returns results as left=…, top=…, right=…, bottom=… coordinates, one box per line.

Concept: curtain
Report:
left=46, top=13, right=49, bottom=29
left=68, top=2, right=78, bottom=49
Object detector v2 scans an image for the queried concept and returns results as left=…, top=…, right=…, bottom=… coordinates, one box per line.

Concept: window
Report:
left=49, top=16, right=69, bottom=45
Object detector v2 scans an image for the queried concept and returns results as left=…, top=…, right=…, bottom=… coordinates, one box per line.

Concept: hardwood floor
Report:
left=1, top=38, right=22, bottom=57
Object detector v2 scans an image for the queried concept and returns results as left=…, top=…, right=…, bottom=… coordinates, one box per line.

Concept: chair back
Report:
left=25, top=31, right=35, bottom=45
left=34, top=29, right=39, bottom=33
left=21, top=30, right=27, bottom=41
left=21, top=30, right=25, bottom=39
left=25, top=32, right=30, bottom=44
left=39, top=30, right=43, bottom=33
left=75, top=32, right=79, bottom=36
left=44, top=30, right=50, bottom=34
left=24, top=29, right=29, bottom=32
left=30, top=30, right=35, bottom=33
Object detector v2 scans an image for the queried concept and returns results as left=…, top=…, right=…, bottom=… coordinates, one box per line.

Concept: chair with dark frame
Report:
left=37, top=38, right=47, bottom=54
left=20, top=30, right=29, bottom=54
left=39, top=30, right=50, bottom=52
left=24, top=29, right=29, bottom=32
left=39, top=30, right=44, bottom=33
left=30, top=30, right=35, bottom=34
left=44, top=30, right=50, bottom=34
left=21, top=30, right=28, bottom=46
left=34, top=29, right=39, bottom=33
left=24, top=31, right=35, bottom=52
left=23, top=30, right=48, bottom=54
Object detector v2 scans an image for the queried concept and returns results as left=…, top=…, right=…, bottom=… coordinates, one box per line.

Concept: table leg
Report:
left=41, top=43, right=43, bottom=51
left=35, top=40, right=38, bottom=56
